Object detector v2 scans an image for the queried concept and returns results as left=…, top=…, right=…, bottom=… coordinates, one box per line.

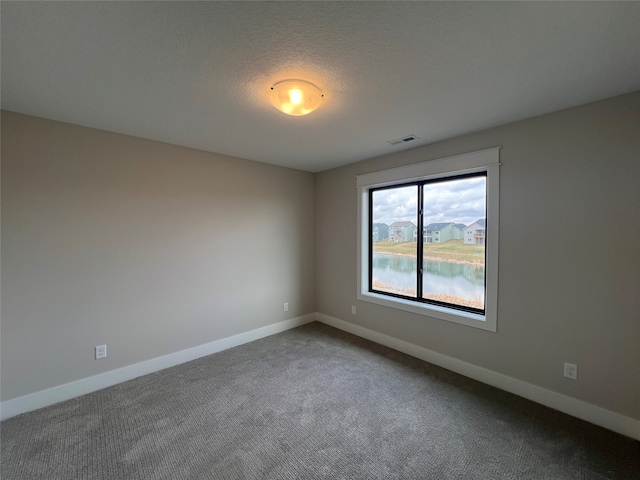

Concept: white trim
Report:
left=0, top=314, right=315, bottom=421
left=4, top=312, right=638, bottom=441
left=357, top=147, right=500, bottom=332
left=316, top=313, right=640, bottom=441
left=356, top=147, right=501, bottom=188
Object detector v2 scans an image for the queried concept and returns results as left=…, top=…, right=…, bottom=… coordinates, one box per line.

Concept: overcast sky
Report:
left=372, top=177, right=485, bottom=226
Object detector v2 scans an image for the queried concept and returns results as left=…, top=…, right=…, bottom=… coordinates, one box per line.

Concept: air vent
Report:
left=387, top=135, right=419, bottom=146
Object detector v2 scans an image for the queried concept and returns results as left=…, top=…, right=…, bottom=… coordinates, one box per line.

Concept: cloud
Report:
left=372, top=177, right=485, bottom=226
left=372, top=186, right=418, bottom=225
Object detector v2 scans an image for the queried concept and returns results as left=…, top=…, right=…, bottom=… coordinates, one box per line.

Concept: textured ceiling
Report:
left=2, top=2, right=639, bottom=172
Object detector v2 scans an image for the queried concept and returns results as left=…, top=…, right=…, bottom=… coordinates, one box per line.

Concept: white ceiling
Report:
left=2, top=2, right=639, bottom=172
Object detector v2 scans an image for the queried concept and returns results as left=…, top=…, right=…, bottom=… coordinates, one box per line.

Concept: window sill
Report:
left=357, top=290, right=496, bottom=332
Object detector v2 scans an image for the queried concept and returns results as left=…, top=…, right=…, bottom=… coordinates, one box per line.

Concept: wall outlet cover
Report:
left=564, top=362, right=577, bottom=380
left=95, top=345, right=107, bottom=360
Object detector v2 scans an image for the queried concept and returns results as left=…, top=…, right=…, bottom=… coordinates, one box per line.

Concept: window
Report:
left=357, top=148, right=500, bottom=331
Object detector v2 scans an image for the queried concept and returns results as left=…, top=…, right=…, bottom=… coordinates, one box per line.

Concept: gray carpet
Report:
left=1, top=322, right=638, bottom=479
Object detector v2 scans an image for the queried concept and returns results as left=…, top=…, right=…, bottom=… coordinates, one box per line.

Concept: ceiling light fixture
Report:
left=269, top=79, right=324, bottom=116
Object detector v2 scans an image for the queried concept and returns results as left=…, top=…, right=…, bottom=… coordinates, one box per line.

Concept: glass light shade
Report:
left=269, top=79, right=324, bottom=116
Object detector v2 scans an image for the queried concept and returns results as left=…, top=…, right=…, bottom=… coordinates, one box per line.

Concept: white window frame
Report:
left=357, top=147, right=500, bottom=332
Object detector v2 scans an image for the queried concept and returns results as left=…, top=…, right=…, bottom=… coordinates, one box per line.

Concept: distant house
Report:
left=453, top=223, right=466, bottom=240
left=464, top=219, right=486, bottom=245
left=413, top=226, right=427, bottom=243
left=372, top=223, right=389, bottom=242
left=388, top=221, right=416, bottom=242
left=425, top=222, right=457, bottom=243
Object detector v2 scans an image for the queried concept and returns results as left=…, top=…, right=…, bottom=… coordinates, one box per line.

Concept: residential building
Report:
left=453, top=223, right=466, bottom=240
left=372, top=223, right=389, bottom=242
left=424, top=222, right=457, bottom=243
left=388, top=221, right=416, bottom=242
left=464, top=219, right=487, bottom=245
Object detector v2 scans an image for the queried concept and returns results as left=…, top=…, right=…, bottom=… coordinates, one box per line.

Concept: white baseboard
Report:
left=316, top=313, right=640, bottom=441
left=0, top=314, right=315, bottom=421
left=4, top=312, right=638, bottom=441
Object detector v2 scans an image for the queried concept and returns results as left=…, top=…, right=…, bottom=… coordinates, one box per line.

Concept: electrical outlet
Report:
left=564, top=362, right=577, bottom=380
left=284, top=303, right=289, bottom=312
left=351, top=305, right=356, bottom=315
left=95, top=345, right=107, bottom=360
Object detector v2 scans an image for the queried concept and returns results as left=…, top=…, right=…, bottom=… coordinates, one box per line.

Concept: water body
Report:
left=372, top=253, right=484, bottom=306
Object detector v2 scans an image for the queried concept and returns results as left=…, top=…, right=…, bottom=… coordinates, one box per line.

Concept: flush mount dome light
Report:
left=269, top=79, right=324, bottom=116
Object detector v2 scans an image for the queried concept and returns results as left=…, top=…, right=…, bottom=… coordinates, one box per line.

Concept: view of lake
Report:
left=372, top=253, right=485, bottom=308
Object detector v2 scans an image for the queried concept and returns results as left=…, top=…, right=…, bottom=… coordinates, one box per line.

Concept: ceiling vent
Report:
left=387, top=135, right=419, bottom=146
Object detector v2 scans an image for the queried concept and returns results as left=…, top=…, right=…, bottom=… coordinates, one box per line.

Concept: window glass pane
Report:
left=371, top=185, right=418, bottom=297
left=422, top=176, right=486, bottom=310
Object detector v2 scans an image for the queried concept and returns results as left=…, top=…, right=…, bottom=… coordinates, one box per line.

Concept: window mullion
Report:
left=416, top=184, right=423, bottom=299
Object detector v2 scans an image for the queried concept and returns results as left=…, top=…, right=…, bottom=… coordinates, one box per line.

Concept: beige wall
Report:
left=3, top=93, right=639, bottom=422
left=1, top=111, right=315, bottom=401
left=315, top=92, right=640, bottom=420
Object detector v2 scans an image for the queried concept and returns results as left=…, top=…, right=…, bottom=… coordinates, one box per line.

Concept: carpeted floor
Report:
left=1, top=322, right=638, bottom=479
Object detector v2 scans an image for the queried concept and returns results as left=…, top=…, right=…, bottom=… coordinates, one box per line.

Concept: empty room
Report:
left=1, top=2, right=639, bottom=479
